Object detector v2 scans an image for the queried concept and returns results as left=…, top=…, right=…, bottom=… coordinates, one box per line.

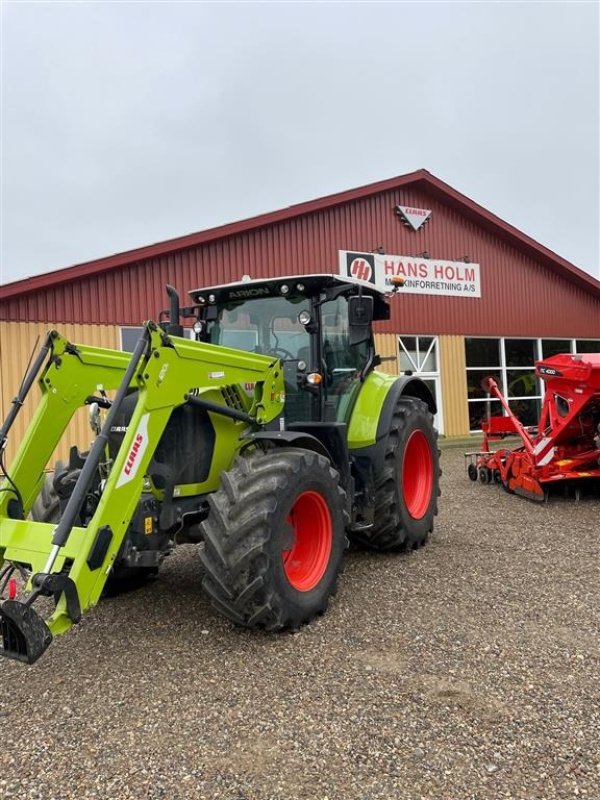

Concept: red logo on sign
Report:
left=350, top=258, right=372, bottom=282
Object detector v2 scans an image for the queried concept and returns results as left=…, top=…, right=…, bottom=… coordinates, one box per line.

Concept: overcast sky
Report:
left=1, top=1, right=598, bottom=286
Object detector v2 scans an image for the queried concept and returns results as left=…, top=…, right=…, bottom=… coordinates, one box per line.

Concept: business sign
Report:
left=395, top=205, right=432, bottom=231
left=340, top=251, right=481, bottom=298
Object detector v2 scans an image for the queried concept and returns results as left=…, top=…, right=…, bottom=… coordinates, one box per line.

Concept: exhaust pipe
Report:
left=165, top=285, right=184, bottom=337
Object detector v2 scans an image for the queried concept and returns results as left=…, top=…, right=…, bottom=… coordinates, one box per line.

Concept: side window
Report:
left=320, top=297, right=369, bottom=421
left=321, top=297, right=369, bottom=374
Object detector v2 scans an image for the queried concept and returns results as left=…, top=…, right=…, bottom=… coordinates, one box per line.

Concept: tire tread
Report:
left=351, top=397, right=441, bottom=552
left=200, top=447, right=348, bottom=631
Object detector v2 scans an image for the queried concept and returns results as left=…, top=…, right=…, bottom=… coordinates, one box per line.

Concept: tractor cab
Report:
left=187, top=274, right=391, bottom=425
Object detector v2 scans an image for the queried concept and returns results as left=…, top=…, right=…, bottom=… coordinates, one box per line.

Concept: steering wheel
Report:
left=269, top=347, right=296, bottom=362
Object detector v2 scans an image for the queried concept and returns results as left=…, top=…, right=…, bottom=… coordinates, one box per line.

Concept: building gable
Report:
left=1, top=170, right=598, bottom=338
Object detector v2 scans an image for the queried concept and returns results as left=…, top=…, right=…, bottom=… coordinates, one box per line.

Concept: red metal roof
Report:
left=2, top=169, right=599, bottom=301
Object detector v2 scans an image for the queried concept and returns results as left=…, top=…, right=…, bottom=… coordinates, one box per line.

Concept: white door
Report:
left=398, top=336, right=444, bottom=434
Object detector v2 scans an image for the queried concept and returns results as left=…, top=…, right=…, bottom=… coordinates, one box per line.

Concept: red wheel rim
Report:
left=402, top=430, right=434, bottom=519
left=282, top=491, right=333, bottom=592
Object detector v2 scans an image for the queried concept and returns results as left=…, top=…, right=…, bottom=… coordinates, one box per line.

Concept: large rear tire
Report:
left=199, top=448, right=348, bottom=630
left=351, top=396, right=440, bottom=552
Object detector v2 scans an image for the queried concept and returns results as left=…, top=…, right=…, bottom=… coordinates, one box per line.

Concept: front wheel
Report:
left=351, top=397, right=440, bottom=552
left=199, top=448, right=348, bottom=630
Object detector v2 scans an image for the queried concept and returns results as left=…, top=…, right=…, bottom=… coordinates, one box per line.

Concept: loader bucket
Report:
left=0, top=600, right=52, bottom=664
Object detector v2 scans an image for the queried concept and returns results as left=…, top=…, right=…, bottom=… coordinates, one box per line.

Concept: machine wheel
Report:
left=467, top=463, right=478, bottom=481
left=30, top=462, right=65, bottom=523
left=199, top=448, right=348, bottom=630
left=352, top=397, right=440, bottom=552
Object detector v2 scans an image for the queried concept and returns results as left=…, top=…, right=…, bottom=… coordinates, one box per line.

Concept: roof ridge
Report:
left=1, top=169, right=599, bottom=300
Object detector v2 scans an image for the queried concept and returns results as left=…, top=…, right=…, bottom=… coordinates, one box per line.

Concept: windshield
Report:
left=208, top=295, right=311, bottom=360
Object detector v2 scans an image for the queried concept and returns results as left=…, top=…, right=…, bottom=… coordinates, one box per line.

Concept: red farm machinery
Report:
left=466, top=352, right=600, bottom=501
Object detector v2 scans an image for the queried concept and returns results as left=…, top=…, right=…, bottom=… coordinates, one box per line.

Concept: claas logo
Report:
left=124, top=433, right=144, bottom=476
left=346, top=252, right=375, bottom=284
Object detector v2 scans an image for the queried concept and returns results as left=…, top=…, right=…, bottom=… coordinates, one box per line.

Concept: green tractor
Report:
left=0, top=274, right=439, bottom=663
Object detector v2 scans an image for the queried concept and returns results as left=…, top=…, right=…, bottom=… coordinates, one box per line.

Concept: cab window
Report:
left=321, top=296, right=370, bottom=421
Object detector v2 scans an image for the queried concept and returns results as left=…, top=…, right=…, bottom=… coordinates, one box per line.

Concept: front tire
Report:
left=351, top=397, right=440, bottom=552
left=199, top=448, right=348, bottom=630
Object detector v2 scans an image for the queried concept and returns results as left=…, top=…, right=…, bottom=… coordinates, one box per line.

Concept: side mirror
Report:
left=205, top=304, right=219, bottom=322
left=348, top=295, right=373, bottom=346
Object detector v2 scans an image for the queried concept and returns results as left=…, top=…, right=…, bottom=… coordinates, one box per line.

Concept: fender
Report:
left=350, top=375, right=436, bottom=478
left=243, top=431, right=333, bottom=462
left=375, top=376, right=436, bottom=443
left=245, top=429, right=352, bottom=512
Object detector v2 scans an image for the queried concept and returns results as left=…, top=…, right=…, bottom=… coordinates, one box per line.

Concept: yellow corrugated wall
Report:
left=0, top=325, right=471, bottom=468
left=373, top=333, right=400, bottom=375
left=0, top=322, right=120, bottom=466
left=438, top=335, right=469, bottom=437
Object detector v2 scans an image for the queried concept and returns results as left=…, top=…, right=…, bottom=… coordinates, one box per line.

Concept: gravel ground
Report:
left=1, top=446, right=599, bottom=800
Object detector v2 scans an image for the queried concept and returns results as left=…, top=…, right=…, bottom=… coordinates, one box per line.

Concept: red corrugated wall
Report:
left=2, top=186, right=599, bottom=337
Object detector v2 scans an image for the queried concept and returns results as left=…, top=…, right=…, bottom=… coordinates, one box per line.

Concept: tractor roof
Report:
left=189, top=274, right=391, bottom=320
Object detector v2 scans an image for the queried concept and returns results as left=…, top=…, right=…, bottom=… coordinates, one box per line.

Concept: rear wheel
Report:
left=351, top=397, right=440, bottom=552
left=199, top=448, right=348, bottom=630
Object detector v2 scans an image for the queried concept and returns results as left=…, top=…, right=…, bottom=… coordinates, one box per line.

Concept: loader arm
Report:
left=0, top=324, right=285, bottom=662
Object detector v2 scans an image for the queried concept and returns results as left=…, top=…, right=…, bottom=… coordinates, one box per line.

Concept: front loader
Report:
left=0, top=275, right=440, bottom=663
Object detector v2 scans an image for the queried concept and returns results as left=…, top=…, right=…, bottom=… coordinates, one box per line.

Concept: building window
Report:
left=120, top=327, right=144, bottom=352
left=466, top=337, right=543, bottom=431
left=120, top=326, right=197, bottom=352
left=575, top=339, right=600, bottom=353
left=398, top=336, right=443, bottom=433
left=399, top=336, right=437, bottom=373
left=465, top=337, right=502, bottom=431
left=542, top=339, right=572, bottom=358
left=504, top=338, right=536, bottom=367
left=465, top=336, right=600, bottom=431
left=504, top=338, right=539, bottom=425
left=465, top=338, right=500, bottom=369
